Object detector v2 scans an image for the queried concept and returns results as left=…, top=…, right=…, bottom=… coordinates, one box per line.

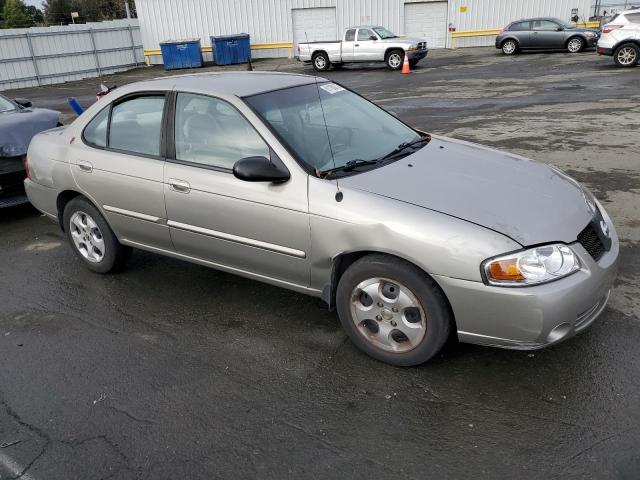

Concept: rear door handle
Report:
left=78, top=161, right=93, bottom=172
left=168, top=178, right=191, bottom=193
left=355, top=44, right=360, bottom=47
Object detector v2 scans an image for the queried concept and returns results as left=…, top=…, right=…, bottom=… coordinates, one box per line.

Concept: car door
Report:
left=341, top=28, right=356, bottom=61
left=163, top=92, right=310, bottom=286
left=72, top=92, right=172, bottom=250
left=531, top=20, right=565, bottom=48
left=355, top=28, right=380, bottom=61
left=508, top=21, right=532, bottom=47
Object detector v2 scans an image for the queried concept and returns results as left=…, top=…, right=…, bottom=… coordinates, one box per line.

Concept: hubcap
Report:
left=503, top=42, right=516, bottom=54
left=69, top=211, right=105, bottom=263
left=568, top=39, right=582, bottom=52
left=350, top=277, right=427, bottom=353
left=618, top=47, right=637, bottom=65
left=315, top=56, right=326, bottom=69
left=389, top=54, right=402, bottom=68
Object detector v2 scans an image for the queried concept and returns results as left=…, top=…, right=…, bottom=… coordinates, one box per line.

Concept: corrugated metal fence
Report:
left=0, top=19, right=143, bottom=91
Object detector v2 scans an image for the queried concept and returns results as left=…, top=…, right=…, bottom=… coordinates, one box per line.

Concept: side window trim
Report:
left=168, top=91, right=273, bottom=174
left=81, top=91, right=168, bottom=161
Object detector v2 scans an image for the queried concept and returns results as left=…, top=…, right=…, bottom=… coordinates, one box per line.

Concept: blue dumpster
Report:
left=211, top=34, right=251, bottom=65
left=159, top=38, right=203, bottom=70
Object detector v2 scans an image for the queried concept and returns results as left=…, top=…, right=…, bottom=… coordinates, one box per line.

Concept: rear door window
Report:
left=108, top=96, right=165, bottom=156
left=345, top=29, right=356, bottom=41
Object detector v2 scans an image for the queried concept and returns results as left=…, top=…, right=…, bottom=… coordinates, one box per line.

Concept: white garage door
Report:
left=404, top=2, right=448, bottom=49
left=292, top=7, right=337, bottom=55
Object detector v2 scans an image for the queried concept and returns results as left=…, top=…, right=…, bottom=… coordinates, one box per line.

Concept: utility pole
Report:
left=125, top=1, right=131, bottom=19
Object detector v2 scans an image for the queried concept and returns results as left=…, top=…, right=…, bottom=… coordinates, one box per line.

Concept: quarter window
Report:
left=174, top=93, right=269, bottom=170
left=509, top=22, right=530, bottom=31
left=108, top=96, right=165, bottom=156
left=358, top=29, right=374, bottom=41
left=345, top=29, right=356, bottom=41
left=532, top=20, right=559, bottom=31
left=83, top=106, right=109, bottom=147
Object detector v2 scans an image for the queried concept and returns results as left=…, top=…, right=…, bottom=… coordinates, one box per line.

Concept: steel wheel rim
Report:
left=568, top=39, right=582, bottom=52
left=389, top=53, right=402, bottom=68
left=618, top=47, right=637, bottom=65
left=69, top=211, right=105, bottom=263
left=503, top=42, right=516, bottom=54
left=350, top=277, right=427, bottom=353
left=315, top=56, right=326, bottom=69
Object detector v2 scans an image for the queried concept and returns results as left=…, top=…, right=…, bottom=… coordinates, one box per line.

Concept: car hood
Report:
left=339, top=136, right=594, bottom=246
left=0, top=108, right=60, bottom=157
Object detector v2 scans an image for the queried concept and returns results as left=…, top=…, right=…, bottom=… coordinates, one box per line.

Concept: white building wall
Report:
left=134, top=0, right=595, bottom=62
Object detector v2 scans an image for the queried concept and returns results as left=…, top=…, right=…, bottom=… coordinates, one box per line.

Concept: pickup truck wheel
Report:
left=63, top=197, right=131, bottom=273
left=386, top=50, right=404, bottom=70
left=614, top=43, right=639, bottom=67
left=336, top=254, right=452, bottom=366
left=312, top=52, right=330, bottom=72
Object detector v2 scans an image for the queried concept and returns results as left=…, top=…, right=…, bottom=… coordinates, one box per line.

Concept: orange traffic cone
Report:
left=401, top=52, right=411, bottom=74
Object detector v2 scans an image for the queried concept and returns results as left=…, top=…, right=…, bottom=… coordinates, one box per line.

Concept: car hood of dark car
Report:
left=0, top=108, right=60, bottom=157
left=339, top=135, right=595, bottom=247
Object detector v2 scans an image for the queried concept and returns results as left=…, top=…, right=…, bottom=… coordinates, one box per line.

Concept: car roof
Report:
left=120, top=71, right=323, bottom=98
left=511, top=17, right=561, bottom=23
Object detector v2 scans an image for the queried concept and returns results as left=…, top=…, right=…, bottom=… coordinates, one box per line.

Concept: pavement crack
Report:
left=103, top=404, right=155, bottom=425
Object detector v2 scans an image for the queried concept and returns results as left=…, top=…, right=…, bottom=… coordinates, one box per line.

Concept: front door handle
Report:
left=355, top=43, right=360, bottom=47
left=168, top=178, right=191, bottom=193
left=78, top=161, right=93, bottom=172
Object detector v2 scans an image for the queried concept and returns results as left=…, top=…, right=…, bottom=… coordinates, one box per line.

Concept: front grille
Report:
left=577, top=223, right=606, bottom=262
left=417, top=42, right=427, bottom=50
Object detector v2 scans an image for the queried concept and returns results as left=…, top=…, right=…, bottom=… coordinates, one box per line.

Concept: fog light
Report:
left=547, top=323, right=572, bottom=343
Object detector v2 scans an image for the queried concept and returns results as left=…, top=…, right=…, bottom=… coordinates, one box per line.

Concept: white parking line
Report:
left=0, top=452, right=35, bottom=480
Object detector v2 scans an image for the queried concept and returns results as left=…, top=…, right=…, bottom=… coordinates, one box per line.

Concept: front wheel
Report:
left=567, top=37, right=584, bottom=53
left=386, top=50, right=404, bottom=70
left=63, top=197, right=131, bottom=273
left=312, top=52, right=330, bottom=72
left=336, top=254, right=452, bottom=366
left=501, top=39, right=518, bottom=55
left=614, top=43, right=639, bottom=68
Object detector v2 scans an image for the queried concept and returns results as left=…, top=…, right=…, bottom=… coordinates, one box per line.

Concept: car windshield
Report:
left=373, top=27, right=397, bottom=39
left=245, top=83, right=421, bottom=175
left=0, top=95, right=17, bottom=114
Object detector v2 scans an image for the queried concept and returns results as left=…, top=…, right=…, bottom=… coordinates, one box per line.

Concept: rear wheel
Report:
left=312, top=52, right=330, bottom=72
left=614, top=43, right=639, bottom=68
left=63, top=197, right=131, bottom=273
left=567, top=37, right=584, bottom=53
left=386, top=50, right=404, bottom=70
left=336, top=254, right=452, bottom=366
left=501, top=39, right=518, bottom=55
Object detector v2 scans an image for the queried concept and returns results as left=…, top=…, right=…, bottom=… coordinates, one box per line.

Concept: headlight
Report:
left=407, top=44, right=417, bottom=51
left=584, top=31, right=596, bottom=37
left=0, top=144, right=24, bottom=157
left=483, top=244, right=581, bottom=287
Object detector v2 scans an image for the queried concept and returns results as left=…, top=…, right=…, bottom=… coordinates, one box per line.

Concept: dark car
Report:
left=0, top=94, right=60, bottom=208
left=496, top=18, right=600, bottom=55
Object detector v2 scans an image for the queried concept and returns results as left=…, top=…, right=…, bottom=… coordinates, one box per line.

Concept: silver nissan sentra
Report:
left=24, top=72, right=619, bottom=366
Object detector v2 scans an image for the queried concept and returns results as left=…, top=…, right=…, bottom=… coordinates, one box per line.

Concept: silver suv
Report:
left=598, top=8, right=640, bottom=67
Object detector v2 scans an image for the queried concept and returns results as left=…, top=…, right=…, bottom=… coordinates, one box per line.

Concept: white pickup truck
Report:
left=298, top=26, right=429, bottom=71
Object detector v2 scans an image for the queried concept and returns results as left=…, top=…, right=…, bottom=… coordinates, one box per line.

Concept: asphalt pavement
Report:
left=1, top=47, right=639, bottom=479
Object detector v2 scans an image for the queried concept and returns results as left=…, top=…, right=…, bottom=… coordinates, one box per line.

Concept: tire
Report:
left=336, top=254, right=452, bottom=366
left=63, top=196, right=131, bottom=273
left=501, top=39, right=518, bottom=55
left=567, top=37, right=584, bottom=53
left=386, top=50, right=404, bottom=70
left=613, top=43, right=639, bottom=68
left=312, top=52, right=330, bottom=72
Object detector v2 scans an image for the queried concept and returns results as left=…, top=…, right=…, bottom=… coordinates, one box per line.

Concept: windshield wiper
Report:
left=319, top=159, right=380, bottom=177
left=378, top=136, right=430, bottom=162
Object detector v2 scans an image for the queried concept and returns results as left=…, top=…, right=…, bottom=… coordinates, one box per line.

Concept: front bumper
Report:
left=407, top=49, right=428, bottom=61
left=434, top=217, right=620, bottom=350
left=586, top=36, right=600, bottom=48
left=0, top=155, right=28, bottom=208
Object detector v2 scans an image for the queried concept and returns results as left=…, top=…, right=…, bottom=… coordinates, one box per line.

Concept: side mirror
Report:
left=14, top=98, right=32, bottom=108
left=556, top=26, right=564, bottom=31
left=233, top=156, right=290, bottom=183
left=369, top=35, right=378, bottom=41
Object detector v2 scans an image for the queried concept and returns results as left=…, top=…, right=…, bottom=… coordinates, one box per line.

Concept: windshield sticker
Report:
left=320, top=83, right=345, bottom=94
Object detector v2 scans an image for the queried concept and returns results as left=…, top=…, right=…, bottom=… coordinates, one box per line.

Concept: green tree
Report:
left=43, top=0, right=73, bottom=25
left=2, top=0, right=33, bottom=28
left=26, top=5, right=44, bottom=24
